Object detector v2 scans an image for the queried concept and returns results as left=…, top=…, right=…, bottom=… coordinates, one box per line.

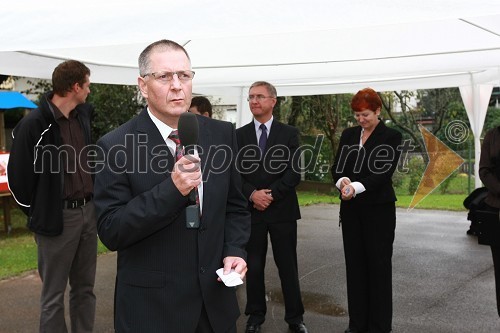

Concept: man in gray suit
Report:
left=93, top=39, right=251, bottom=333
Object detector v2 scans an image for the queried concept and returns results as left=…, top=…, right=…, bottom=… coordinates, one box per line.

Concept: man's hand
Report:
left=171, top=155, right=201, bottom=196
left=251, top=189, right=273, bottom=211
left=219, top=256, right=248, bottom=280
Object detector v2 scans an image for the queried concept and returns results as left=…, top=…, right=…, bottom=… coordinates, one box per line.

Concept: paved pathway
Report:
left=1, top=204, right=499, bottom=332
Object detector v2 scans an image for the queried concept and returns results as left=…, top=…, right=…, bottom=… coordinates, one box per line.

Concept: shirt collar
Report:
left=253, top=116, right=273, bottom=133
left=147, top=107, right=175, bottom=143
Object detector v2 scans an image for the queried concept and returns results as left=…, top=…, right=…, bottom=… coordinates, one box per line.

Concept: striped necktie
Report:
left=168, top=130, right=183, bottom=161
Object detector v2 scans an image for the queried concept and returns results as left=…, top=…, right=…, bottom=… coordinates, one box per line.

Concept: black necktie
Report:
left=259, top=124, right=267, bottom=156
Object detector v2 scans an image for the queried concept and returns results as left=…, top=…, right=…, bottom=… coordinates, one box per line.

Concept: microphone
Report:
left=177, top=112, right=200, bottom=229
left=178, top=112, right=199, bottom=155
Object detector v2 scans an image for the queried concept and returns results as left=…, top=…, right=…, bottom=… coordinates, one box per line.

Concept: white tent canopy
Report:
left=2, top=0, right=500, bottom=93
left=2, top=0, right=500, bottom=185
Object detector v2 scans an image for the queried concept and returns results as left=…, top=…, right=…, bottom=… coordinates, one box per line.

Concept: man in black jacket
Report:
left=7, top=60, right=97, bottom=333
left=236, top=81, right=307, bottom=333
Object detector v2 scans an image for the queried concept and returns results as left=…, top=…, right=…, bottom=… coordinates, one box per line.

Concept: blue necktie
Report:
left=259, top=123, right=267, bottom=156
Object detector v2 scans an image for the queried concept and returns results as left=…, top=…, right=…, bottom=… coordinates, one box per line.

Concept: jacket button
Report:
left=200, top=267, right=206, bottom=274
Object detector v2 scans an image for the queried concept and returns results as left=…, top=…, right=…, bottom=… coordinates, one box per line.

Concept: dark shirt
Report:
left=51, top=102, right=93, bottom=200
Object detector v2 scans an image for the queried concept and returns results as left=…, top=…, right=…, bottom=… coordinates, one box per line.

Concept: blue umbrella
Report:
left=0, top=91, right=37, bottom=153
left=0, top=91, right=37, bottom=109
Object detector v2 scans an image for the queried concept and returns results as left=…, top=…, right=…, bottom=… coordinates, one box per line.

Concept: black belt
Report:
left=63, top=195, right=92, bottom=209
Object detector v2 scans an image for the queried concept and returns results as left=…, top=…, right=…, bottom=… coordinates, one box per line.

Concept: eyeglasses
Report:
left=247, top=94, right=275, bottom=102
left=142, top=70, right=195, bottom=83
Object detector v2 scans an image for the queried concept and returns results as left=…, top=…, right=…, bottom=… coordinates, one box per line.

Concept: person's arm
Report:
left=7, top=118, right=38, bottom=216
left=331, top=129, right=353, bottom=199
left=355, top=130, right=402, bottom=193
left=93, top=136, right=190, bottom=251
left=222, top=123, right=251, bottom=272
left=331, top=128, right=351, bottom=184
left=479, top=129, right=500, bottom=195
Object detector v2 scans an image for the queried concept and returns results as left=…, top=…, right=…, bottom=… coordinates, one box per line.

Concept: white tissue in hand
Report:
left=216, top=268, right=243, bottom=287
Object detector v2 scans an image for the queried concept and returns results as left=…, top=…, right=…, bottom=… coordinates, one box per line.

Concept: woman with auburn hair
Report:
left=331, top=88, right=402, bottom=333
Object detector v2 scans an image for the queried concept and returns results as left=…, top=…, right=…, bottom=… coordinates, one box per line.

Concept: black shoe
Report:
left=467, top=228, right=478, bottom=236
left=344, top=329, right=359, bottom=333
left=289, top=322, right=308, bottom=333
left=245, top=323, right=261, bottom=333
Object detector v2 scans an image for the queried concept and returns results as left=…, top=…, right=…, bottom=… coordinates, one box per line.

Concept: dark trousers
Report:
left=195, top=303, right=236, bottom=333
left=245, top=221, right=304, bottom=325
left=341, top=202, right=396, bottom=333
left=36, top=202, right=97, bottom=333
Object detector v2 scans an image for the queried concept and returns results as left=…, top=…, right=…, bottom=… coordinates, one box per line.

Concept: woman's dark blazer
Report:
left=331, top=121, right=402, bottom=205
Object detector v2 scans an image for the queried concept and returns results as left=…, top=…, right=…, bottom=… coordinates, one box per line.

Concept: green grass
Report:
left=0, top=233, right=37, bottom=279
left=0, top=189, right=468, bottom=280
left=298, top=191, right=466, bottom=211
left=396, top=194, right=466, bottom=211
left=0, top=208, right=109, bottom=280
left=298, top=191, right=339, bottom=206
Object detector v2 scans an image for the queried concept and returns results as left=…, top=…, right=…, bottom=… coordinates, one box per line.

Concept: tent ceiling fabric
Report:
left=2, top=0, right=500, bottom=97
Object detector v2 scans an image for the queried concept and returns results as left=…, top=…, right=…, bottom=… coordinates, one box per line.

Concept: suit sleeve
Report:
left=357, top=129, right=402, bottom=192
left=479, top=130, right=500, bottom=196
left=7, top=118, right=38, bottom=216
left=236, top=127, right=258, bottom=200
left=223, top=123, right=251, bottom=259
left=331, top=129, right=349, bottom=183
left=93, top=136, right=189, bottom=251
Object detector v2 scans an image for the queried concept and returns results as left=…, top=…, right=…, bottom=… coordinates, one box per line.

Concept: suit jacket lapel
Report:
left=198, top=115, right=212, bottom=182
left=267, top=120, right=282, bottom=148
left=246, top=121, right=258, bottom=146
left=197, top=115, right=212, bottom=219
left=363, top=121, right=386, bottom=150
left=136, top=108, right=175, bottom=174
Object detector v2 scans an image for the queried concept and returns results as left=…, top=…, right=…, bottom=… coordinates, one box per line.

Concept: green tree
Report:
left=382, top=88, right=467, bottom=164
left=484, top=106, right=500, bottom=132
left=281, top=94, right=354, bottom=182
left=21, top=79, right=143, bottom=143
left=86, top=84, right=143, bottom=142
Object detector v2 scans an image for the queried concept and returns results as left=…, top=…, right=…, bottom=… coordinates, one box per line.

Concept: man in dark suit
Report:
left=236, top=81, right=308, bottom=333
left=93, top=40, right=251, bottom=333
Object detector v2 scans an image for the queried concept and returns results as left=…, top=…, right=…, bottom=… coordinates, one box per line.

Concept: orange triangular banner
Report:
left=408, top=125, right=465, bottom=210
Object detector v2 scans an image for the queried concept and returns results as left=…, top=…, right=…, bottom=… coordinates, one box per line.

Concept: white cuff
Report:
left=350, top=182, right=365, bottom=196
